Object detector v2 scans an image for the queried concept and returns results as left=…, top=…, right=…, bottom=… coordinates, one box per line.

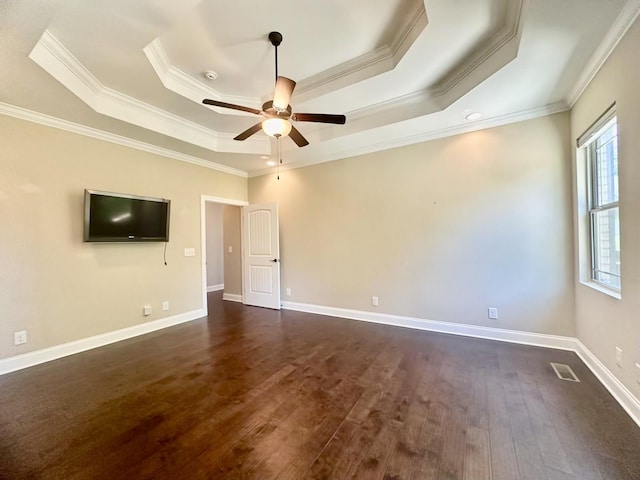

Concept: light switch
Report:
left=184, top=248, right=195, bottom=257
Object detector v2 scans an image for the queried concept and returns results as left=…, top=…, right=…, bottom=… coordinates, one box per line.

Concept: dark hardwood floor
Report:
left=1, top=292, right=639, bottom=479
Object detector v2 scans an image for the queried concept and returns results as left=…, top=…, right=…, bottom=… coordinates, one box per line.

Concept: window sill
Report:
left=580, top=280, right=621, bottom=300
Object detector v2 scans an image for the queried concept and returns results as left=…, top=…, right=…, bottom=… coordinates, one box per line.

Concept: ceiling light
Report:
left=465, top=112, right=483, bottom=121
left=203, top=71, right=218, bottom=81
left=266, top=160, right=277, bottom=166
left=262, top=118, right=292, bottom=138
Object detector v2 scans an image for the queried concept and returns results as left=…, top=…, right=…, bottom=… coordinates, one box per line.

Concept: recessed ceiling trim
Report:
left=29, top=30, right=270, bottom=155
left=0, top=102, right=248, bottom=178
left=308, top=0, right=526, bottom=141
left=250, top=101, right=569, bottom=178
left=144, top=39, right=261, bottom=116
left=566, top=0, right=640, bottom=107
left=428, top=0, right=526, bottom=99
left=292, top=0, right=428, bottom=103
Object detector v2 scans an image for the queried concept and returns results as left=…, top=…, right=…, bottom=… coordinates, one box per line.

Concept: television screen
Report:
left=84, top=190, right=170, bottom=242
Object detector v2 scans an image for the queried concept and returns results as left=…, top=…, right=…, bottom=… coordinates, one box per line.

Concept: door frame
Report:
left=200, top=195, right=248, bottom=316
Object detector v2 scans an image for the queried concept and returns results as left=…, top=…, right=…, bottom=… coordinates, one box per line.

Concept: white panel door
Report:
left=242, top=202, right=280, bottom=309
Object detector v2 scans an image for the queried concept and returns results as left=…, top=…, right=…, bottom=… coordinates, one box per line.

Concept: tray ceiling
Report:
left=0, top=0, right=635, bottom=176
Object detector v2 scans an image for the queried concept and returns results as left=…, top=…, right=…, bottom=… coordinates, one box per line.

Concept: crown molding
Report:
left=566, top=0, right=640, bottom=108
left=0, top=102, right=248, bottom=178
left=29, top=30, right=270, bottom=156
left=292, top=0, right=427, bottom=103
left=143, top=0, right=427, bottom=109
left=144, top=39, right=260, bottom=116
left=249, top=101, right=569, bottom=178
left=428, top=0, right=526, bottom=99
left=315, top=0, right=526, bottom=141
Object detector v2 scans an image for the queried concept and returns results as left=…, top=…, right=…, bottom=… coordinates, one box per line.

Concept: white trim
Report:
left=29, top=30, right=270, bottom=156
left=144, top=39, right=260, bottom=116
left=0, top=309, right=205, bottom=376
left=281, top=301, right=576, bottom=350
left=566, top=0, right=640, bottom=107
left=574, top=340, right=640, bottom=427
left=222, top=293, right=243, bottom=303
left=0, top=102, right=248, bottom=178
left=281, top=300, right=640, bottom=427
left=1, top=298, right=638, bottom=427
left=207, top=284, right=224, bottom=292
left=579, top=280, right=622, bottom=300
left=249, top=102, right=569, bottom=178
left=292, top=0, right=427, bottom=103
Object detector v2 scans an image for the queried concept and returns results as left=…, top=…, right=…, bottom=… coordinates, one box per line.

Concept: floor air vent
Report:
left=550, top=362, right=580, bottom=382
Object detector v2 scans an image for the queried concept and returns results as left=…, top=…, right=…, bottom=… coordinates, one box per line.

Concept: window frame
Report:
left=583, top=112, right=620, bottom=291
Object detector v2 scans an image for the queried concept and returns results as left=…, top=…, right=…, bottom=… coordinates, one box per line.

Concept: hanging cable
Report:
left=163, top=241, right=168, bottom=266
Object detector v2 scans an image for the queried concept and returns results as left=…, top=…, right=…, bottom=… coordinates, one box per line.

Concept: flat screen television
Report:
left=84, top=189, right=170, bottom=242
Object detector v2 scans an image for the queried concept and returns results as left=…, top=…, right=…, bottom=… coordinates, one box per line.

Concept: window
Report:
left=582, top=110, right=620, bottom=290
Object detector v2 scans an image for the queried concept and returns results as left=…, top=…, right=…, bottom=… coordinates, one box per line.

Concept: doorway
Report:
left=200, top=196, right=247, bottom=316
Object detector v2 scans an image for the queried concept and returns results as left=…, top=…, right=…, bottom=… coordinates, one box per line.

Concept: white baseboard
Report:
left=0, top=309, right=205, bottom=376
left=574, top=340, right=640, bottom=427
left=207, top=284, right=224, bottom=293
left=2, top=298, right=638, bottom=428
left=281, top=301, right=640, bottom=427
left=281, top=301, right=576, bottom=350
left=222, top=293, right=243, bottom=303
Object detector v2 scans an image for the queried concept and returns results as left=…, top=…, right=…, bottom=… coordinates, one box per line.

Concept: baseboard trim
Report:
left=0, top=309, right=206, bottom=376
left=574, top=340, right=640, bottom=427
left=281, top=301, right=640, bottom=427
left=222, top=293, right=243, bottom=303
left=207, top=284, right=224, bottom=293
left=281, top=301, right=576, bottom=350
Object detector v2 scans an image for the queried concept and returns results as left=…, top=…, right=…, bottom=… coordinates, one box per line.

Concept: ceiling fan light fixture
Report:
left=262, top=118, right=292, bottom=138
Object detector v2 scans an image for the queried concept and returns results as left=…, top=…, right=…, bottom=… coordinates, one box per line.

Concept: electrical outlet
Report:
left=371, top=296, right=379, bottom=307
left=162, top=301, right=169, bottom=311
left=286, top=288, right=291, bottom=296
left=143, top=305, right=152, bottom=316
left=13, top=330, right=27, bottom=346
left=488, top=307, right=498, bottom=319
left=615, top=347, right=623, bottom=368
left=184, top=248, right=195, bottom=257
left=228, top=246, right=233, bottom=253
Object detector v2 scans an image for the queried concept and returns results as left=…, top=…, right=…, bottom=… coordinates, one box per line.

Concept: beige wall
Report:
left=570, top=17, right=640, bottom=399
left=0, top=115, right=247, bottom=359
left=250, top=113, right=575, bottom=336
left=205, top=202, right=224, bottom=288
left=223, top=205, right=242, bottom=296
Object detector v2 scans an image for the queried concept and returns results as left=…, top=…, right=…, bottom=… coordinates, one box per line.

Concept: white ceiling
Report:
left=0, top=0, right=636, bottom=177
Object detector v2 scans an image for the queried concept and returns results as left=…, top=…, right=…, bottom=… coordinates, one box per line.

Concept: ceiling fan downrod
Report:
left=268, top=31, right=283, bottom=83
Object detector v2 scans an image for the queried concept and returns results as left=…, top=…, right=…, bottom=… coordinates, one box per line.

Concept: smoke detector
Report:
left=203, top=71, right=218, bottom=81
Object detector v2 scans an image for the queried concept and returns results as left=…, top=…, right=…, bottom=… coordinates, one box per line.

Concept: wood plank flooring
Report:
left=1, top=292, right=639, bottom=479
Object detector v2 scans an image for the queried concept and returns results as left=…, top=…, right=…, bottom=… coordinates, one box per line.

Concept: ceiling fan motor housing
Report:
left=268, top=31, right=283, bottom=47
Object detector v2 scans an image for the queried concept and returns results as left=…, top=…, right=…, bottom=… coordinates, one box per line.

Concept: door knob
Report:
left=270, top=258, right=279, bottom=263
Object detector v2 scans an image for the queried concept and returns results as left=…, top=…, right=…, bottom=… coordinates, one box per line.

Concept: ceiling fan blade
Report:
left=292, top=113, right=346, bottom=124
left=234, top=123, right=263, bottom=141
left=203, top=99, right=261, bottom=116
left=288, top=125, right=309, bottom=148
left=272, top=76, right=296, bottom=110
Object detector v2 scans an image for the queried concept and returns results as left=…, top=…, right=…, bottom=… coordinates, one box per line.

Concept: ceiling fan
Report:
left=202, top=31, right=346, bottom=148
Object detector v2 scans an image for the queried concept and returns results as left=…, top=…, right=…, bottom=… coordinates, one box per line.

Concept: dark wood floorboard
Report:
left=1, top=292, right=639, bottom=479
